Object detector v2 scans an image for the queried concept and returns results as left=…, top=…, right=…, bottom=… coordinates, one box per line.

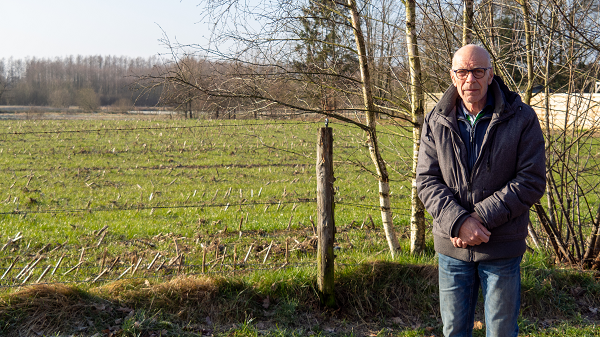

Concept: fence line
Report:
left=0, top=262, right=319, bottom=289
left=0, top=199, right=316, bottom=216
left=0, top=228, right=377, bottom=290
left=0, top=118, right=404, bottom=138
left=1, top=163, right=314, bottom=175
left=0, top=120, right=317, bottom=136
left=0, top=208, right=401, bottom=291
left=0, top=198, right=420, bottom=217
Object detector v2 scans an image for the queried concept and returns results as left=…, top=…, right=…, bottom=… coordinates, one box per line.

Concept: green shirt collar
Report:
left=460, top=92, right=494, bottom=125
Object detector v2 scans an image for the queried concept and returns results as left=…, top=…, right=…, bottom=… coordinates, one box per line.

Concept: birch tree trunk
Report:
left=405, top=0, right=426, bottom=254
left=348, top=0, right=401, bottom=257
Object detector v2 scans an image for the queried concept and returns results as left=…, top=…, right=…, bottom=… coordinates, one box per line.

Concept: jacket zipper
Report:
left=465, top=116, right=493, bottom=263
left=470, top=125, right=476, bottom=171
left=448, top=124, right=476, bottom=261
left=465, top=117, right=509, bottom=262
left=468, top=115, right=492, bottom=181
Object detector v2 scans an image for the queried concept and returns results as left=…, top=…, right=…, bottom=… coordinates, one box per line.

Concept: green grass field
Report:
left=0, top=119, right=416, bottom=283
left=0, top=118, right=598, bottom=336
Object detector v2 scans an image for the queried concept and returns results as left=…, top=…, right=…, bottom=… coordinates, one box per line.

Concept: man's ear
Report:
left=488, top=70, right=494, bottom=85
left=450, top=70, right=457, bottom=87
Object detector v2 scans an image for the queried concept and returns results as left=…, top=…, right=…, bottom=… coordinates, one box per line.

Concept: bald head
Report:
left=450, top=44, right=494, bottom=114
left=452, top=44, right=491, bottom=69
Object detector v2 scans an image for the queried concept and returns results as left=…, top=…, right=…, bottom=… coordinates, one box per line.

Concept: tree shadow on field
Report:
left=0, top=284, right=113, bottom=336
left=334, top=261, right=440, bottom=324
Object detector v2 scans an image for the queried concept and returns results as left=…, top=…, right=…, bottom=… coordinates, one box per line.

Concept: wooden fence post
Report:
left=316, top=125, right=335, bottom=307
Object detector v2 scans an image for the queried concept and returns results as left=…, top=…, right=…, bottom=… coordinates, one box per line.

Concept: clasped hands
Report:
left=451, top=212, right=491, bottom=248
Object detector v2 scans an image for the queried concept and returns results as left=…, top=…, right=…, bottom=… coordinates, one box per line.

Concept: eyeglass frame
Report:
left=451, top=67, right=492, bottom=79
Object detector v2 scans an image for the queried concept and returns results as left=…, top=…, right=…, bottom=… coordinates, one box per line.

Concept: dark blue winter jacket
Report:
left=416, top=76, right=546, bottom=262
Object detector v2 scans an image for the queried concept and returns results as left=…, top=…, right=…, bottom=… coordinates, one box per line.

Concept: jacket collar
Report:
left=458, top=90, right=494, bottom=123
left=434, top=75, right=518, bottom=124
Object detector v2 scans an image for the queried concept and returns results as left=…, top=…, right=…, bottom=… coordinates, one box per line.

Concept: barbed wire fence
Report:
left=0, top=118, right=417, bottom=291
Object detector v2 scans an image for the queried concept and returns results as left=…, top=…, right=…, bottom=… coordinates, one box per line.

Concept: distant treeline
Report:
left=0, top=55, right=163, bottom=109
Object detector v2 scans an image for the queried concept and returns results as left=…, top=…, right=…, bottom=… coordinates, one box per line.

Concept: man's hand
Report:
left=451, top=212, right=491, bottom=248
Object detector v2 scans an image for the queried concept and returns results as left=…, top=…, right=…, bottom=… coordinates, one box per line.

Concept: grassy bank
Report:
left=0, top=250, right=599, bottom=336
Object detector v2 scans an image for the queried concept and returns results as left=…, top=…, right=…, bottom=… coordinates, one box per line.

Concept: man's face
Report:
left=450, top=47, right=493, bottom=109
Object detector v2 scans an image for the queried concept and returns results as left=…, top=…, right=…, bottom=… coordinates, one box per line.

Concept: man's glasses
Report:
left=452, top=67, right=491, bottom=79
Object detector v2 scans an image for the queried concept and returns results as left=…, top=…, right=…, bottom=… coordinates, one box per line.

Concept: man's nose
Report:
left=465, top=71, right=477, bottom=81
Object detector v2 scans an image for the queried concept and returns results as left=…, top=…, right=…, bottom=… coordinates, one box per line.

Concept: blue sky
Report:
left=0, top=0, right=213, bottom=59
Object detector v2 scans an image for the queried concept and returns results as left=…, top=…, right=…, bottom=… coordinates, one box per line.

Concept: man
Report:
left=416, top=44, right=546, bottom=337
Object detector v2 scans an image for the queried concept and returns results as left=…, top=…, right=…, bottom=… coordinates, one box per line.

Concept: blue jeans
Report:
left=438, top=253, right=522, bottom=337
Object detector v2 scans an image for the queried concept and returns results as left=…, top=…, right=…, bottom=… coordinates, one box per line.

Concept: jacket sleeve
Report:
left=416, top=114, right=470, bottom=237
left=474, top=107, right=546, bottom=229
